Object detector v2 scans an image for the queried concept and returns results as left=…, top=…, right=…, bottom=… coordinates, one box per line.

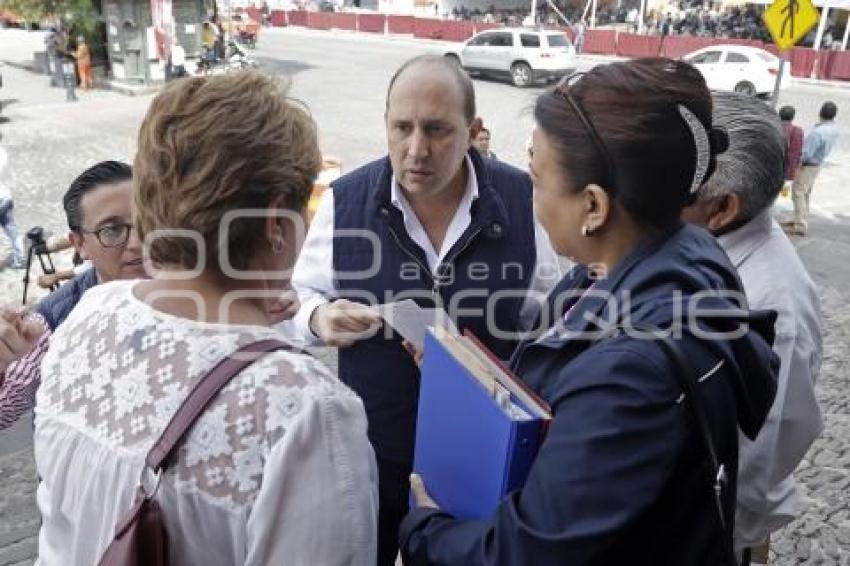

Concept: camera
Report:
left=26, top=226, right=49, bottom=252
left=22, top=225, right=58, bottom=304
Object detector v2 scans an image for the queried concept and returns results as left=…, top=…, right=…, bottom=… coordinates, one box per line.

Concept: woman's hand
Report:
left=410, top=474, right=440, bottom=510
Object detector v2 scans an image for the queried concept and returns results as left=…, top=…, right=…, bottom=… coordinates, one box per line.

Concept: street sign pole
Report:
left=770, top=55, right=787, bottom=108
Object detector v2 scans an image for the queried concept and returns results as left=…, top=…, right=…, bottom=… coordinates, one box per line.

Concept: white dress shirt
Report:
left=285, top=155, right=563, bottom=344
left=721, top=211, right=824, bottom=551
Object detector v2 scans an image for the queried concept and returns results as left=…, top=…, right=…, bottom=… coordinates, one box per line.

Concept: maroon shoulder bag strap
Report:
left=98, top=338, right=293, bottom=566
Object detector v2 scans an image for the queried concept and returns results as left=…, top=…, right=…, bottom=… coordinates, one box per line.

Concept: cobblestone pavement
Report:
left=0, top=26, right=848, bottom=565
left=771, top=284, right=850, bottom=566
left=0, top=448, right=38, bottom=566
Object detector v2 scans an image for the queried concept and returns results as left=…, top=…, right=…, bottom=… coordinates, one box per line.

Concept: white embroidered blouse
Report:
left=34, top=280, right=378, bottom=566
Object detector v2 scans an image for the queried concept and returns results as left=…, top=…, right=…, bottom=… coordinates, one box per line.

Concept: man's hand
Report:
left=0, top=308, right=46, bottom=375
left=309, top=299, right=382, bottom=348
left=402, top=340, right=424, bottom=368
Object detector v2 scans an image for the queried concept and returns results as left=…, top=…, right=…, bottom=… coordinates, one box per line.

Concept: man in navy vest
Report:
left=289, top=55, right=560, bottom=565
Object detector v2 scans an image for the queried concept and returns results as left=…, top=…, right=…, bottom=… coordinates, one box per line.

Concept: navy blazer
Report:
left=36, top=267, right=98, bottom=331
left=400, top=224, right=778, bottom=565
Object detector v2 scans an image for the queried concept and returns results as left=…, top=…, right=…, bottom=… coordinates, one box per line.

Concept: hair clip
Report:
left=678, top=104, right=710, bottom=194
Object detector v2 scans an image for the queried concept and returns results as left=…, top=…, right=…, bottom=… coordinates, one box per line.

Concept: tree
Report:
left=0, top=0, right=98, bottom=39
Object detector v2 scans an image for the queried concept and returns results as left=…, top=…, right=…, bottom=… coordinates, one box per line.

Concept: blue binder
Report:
left=412, top=330, right=550, bottom=520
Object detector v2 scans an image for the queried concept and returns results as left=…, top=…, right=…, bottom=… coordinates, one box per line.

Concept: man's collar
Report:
left=716, top=209, right=773, bottom=268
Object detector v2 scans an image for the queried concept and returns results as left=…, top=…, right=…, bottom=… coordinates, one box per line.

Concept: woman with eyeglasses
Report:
left=400, top=58, right=779, bottom=565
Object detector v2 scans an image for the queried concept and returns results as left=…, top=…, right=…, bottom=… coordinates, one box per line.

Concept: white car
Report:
left=445, top=28, right=577, bottom=88
left=684, top=45, right=791, bottom=97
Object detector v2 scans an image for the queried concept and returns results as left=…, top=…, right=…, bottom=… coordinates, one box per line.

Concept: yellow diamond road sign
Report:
left=763, top=0, right=821, bottom=51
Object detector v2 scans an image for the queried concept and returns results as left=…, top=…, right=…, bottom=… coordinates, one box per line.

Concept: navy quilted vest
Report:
left=332, top=150, right=536, bottom=463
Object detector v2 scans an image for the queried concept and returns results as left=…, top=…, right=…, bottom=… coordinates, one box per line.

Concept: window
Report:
left=469, top=32, right=513, bottom=46
left=688, top=51, right=721, bottom=64
left=521, top=34, right=541, bottom=48
left=546, top=34, right=570, bottom=48
left=490, top=32, right=514, bottom=47
left=725, top=52, right=750, bottom=63
left=468, top=33, right=495, bottom=46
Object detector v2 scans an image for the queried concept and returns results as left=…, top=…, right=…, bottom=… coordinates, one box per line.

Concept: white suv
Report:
left=445, top=28, right=577, bottom=87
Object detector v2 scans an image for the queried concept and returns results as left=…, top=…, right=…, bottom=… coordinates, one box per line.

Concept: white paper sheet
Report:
left=371, top=299, right=458, bottom=350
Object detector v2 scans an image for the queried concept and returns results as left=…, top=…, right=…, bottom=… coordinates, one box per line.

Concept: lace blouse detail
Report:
left=37, top=280, right=345, bottom=509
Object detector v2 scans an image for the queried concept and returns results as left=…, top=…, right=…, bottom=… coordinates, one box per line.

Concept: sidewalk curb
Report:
left=2, top=58, right=150, bottom=98
left=0, top=59, right=36, bottom=73
left=105, top=80, right=161, bottom=97
left=792, top=77, right=850, bottom=91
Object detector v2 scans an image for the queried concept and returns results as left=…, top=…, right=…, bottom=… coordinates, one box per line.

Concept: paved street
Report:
left=0, top=25, right=848, bottom=564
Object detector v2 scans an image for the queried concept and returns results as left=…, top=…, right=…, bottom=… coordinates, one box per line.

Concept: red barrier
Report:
left=442, top=20, right=474, bottom=42
left=823, top=51, right=850, bottom=80
left=270, top=10, right=286, bottom=27
left=329, top=12, right=356, bottom=31
left=474, top=22, right=502, bottom=34
left=287, top=10, right=308, bottom=26
left=307, top=11, right=331, bottom=30
left=791, top=47, right=817, bottom=78
left=616, top=33, right=663, bottom=57
left=357, top=13, right=386, bottom=33
left=414, top=17, right=444, bottom=40
left=582, top=29, right=617, bottom=55
left=660, top=36, right=721, bottom=59
left=388, top=15, right=415, bottom=34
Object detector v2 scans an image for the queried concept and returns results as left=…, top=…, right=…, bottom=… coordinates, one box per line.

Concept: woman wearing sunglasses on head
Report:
left=400, top=58, right=779, bottom=566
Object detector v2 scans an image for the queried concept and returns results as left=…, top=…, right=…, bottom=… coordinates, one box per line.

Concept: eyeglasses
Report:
left=79, top=223, right=132, bottom=248
left=553, top=73, right=618, bottom=194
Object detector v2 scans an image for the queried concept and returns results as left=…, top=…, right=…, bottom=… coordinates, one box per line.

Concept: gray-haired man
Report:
left=682, top=92, right=823, bottom=565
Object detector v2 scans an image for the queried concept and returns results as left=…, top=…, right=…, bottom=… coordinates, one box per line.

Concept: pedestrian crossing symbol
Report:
left=763, top=0, right=821, bottom=51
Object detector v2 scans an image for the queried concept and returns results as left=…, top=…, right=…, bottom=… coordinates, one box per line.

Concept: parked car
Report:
left=683, top=45, right=790, bottom=97
left=445, top=27, right=577, bottom=87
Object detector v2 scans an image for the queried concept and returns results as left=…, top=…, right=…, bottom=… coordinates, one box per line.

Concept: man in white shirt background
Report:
left=683, top=92, right=823, bottom=566
left=169, top=38, right=187, bottom=79
left=286, top=55, right=561, bottom=565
